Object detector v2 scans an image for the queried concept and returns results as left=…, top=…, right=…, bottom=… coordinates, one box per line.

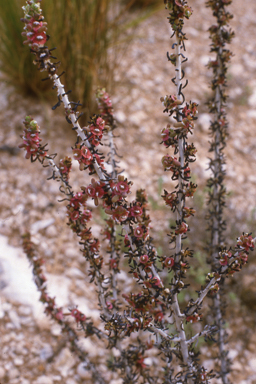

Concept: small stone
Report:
left=36, top=376, right=53, bottom=384
left=45, top=225, right=58, bottom=238
left=2, top=302, right=12, bottom=312
left=12, top=203, right=24, bottom=216
left=129, top=111, right=147, bottom=126
left=14, top=357, right=24, bottom=366
left=232, top=360, right=242, bottom=371
left=40, top=344, right=53, bottom=361
left=20, top=316, right=33, bottom=325
left=200, top=55, right=212, bottom=66
left=55, top=347, right=76, bottom=377
left=249, top=358, right=256, bottom=372
left=8, top=309, right=21, bottom=329
left=248, top=90, right=256, bottom=107
left=228, top=349, right=238, bottom=360
left=77, top=362, right=91, bottom=379
left=31, top=218, right=55, bottom=235
left=8, top=367, right=19, bottom=379
left=66, top=267, right=85, bottom=279
left=51, top=323, right=62, bottom=336
left=18, top=305, right=32, bottom=316
left=198, top=113, right=211, bottom=132
left=0, top=366, right=5, bottom=379
left=229, top=63, right=244, bottom=77
left=115, top=110, right=126, bottom=124
left=66, top=379, right=76, bottom=384
left=20, top=379, right=30, bottom=384
left=6, top=322, right=15, bottom=329
left=64, top=247, right=77, bottom=259
left=0, top=307, right=4, bottom=319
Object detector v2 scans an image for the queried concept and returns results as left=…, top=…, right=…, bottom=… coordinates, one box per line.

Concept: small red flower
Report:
left=154, top=311, right=164, bottom=322
left=73, top=145, right=93, bottom=170
left=162, top=155, right=181, bottom=172
left=140, top=255, right=149, bottom=264
left=90, top=239, right=100, bottom=253
left=186, top=313, right=201, bottom=323
left=144, top=276, right=163, bottom=289
left=164, top=257, right=175, bottom=269
left=59, top=157, right=72, bottom=180
left=183, top=207, right=196, bottom=218
left=109, top=258, right=119, bottom=270
left=106, top=301, right=113, bottom=310
left=79, top=228, right=92, bottom=241
left=129, top=204, right=143, bottom=218
left=238, top=251, right=248, bottom=265
left=175, top=222, right=188, bottom=235
left=185, top=182, right=197, bottom=197
left=67, top=207, right=80, bottom=221
left=55, top=309, right=64, bottom=321
left=162, top=191, right=177, bottom=208
left=134, top=226, right=146, bottom=238
left=86, top=178, right=106, bottom=206
left=80, top=209, right=92, bottom=223
left=70, top=192, right=87, bottom=209
left=105, top=206, right=129, bottom=223
left=219, top=250, right=232, bottom=266
left=70, top=308, right=86, bottom=323
left=160, top=94, right=182, bottom=110
left=237, top=234, right=254, bottom=251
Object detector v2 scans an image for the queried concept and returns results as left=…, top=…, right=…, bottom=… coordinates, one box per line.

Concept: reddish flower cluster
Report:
left=161, top=102, right=198, bottom=148
left=66, top=190, right=89, bottom=223
left=83, top=116, right=106, bottom=147
left=69, top=308, right=86, bottom=323
left=162, top=155, right=180, bottom=172
left=21, top=14, right=47, bottom=48
left=175, top=222, right=188, bottom=235
left=186, top=312, right=202, bottom=323
left=96, top=88, right=113, bottom=119
left=72, top=144, right=93, bottom=171
left=85, top=178, right=106, bottom=206
left=59, top=156, right=72, bottom=181
left=160, top=94, right=183, bottom=111
left=219, top=250, right=232, bottom=266
left=237, top=233, right=254, bottom=252
left=19, top=116, right=47, bottom=161
left=109, top=176, right=132, bottom=203
left=105, top=205, right=129, bottom=223
left=164, top=0, right=193, bottom=31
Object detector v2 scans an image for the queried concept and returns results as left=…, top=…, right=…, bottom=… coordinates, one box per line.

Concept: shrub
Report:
left=19, top=0, right=254, bottom=383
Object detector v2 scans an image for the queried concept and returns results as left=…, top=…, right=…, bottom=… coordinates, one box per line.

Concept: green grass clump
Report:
left=122, top=0, right=162, bottom=10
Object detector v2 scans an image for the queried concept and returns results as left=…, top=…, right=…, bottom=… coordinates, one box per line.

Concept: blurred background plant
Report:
left=0, top=0, right=161, bottom=121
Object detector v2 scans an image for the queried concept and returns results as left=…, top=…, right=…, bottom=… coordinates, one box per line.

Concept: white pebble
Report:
left=8, top=367, right=19, bottom=379
left=77, top=362, right=91, bottom=379
left=8, top=309, right=21, bottom=329
left=36, top=376, right=53, bottom=384
left=14, top=357, right=24, bottom=366
left=0, top=367, right=5, bottom=379
left=18, top=305, right=32, bottom=316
